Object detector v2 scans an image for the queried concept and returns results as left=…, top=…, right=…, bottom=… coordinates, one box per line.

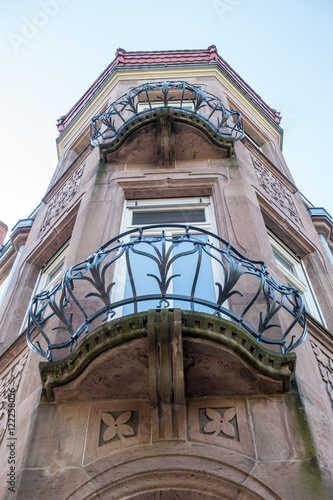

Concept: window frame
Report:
left=112, top=196, right=222, bottom=315
left=20, top=240, right=70, bottom=332
left=268, top=230, right=326, bottom=325
left=137, top=100, right=195, bottom=113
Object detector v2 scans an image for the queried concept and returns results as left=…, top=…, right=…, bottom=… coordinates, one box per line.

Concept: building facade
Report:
left=1, top=46, right=333, bottom=499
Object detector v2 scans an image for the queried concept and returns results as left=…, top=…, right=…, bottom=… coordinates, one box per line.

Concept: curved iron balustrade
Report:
left=90, top=81, right=244, bottom=146
left=27, top=225, right=307, bottom=361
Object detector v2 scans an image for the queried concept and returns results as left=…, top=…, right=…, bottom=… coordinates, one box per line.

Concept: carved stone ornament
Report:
left=84, top=401, right=150, bottom=465
left=40, top=163, right=84, bottom=234
left=0, top=351, right=29, bottom=444
left=201, top=407, right=239, bottom=441
left=187, top=398, right=254, bottom=456
left=99, top=411, right=138, bottom=447
left=251, top=154, right=302, bottom=226
left=311, top=340, right=333, bottom=407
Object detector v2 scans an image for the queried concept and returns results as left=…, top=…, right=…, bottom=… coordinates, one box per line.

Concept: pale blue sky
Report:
left=1, top=0, right=332, bottom=234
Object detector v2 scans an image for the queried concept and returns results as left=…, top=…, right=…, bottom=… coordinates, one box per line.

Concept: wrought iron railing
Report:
left=90, top=81, right=244, bottom=146
left=27, top=225, right=307, bottom=361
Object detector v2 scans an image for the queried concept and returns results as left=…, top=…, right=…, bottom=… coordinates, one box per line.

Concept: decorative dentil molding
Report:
left=251, top=154, right=303, bottom=227
left=40, top=163, right=84, bottom=234
left=311, top=341, right=333, bottom=407
left=0, top=351, right=29, bottom=444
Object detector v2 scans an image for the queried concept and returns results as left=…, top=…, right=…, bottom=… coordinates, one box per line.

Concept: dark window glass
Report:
left=132, top=209, right=206, bottom=225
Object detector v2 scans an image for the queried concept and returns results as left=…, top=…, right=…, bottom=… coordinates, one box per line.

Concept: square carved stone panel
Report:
left=84, top=400, right=150, bottom=465
left=187, top=397, right=255, bottom=457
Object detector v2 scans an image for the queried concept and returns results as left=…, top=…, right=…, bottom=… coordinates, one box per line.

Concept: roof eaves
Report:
left=57, top=57, right=282, bottom=140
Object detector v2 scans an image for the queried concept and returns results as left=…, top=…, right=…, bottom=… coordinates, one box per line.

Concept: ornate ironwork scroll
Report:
left=90, top=81, right=244, bottom=146
left=27, top=225, right=306, bottom=361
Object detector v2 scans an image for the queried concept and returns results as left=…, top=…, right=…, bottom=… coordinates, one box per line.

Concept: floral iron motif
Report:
left=90, top=81, right=244, bottom=146
left=27, top=224, right=307, bottom=361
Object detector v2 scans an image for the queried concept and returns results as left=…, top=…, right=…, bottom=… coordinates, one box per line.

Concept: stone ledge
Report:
left=39, top=309, right=296, bottom=402
left=181, top=310, right=296, bottom=390
left=99, top=107, right=234, bottom=161
left=39, top=312, right=148, bottom=401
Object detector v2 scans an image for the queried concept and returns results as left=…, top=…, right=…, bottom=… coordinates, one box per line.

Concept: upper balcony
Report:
left=90, top=81, right=244, bottom=159
left=27, top=225, right=307, bottom=362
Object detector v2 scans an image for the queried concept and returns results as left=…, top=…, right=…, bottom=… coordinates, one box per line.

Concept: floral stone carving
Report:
left=251, top=154, right=302, bottom=226
left=311, top=341, right=333, bottom=407
left=200, top=407, right=239, bottom=441
left=40, top=163, right=84, bottom=234
left=99, top=411, right=138, bottom=446
left=0, top=351, right=29, bottom=444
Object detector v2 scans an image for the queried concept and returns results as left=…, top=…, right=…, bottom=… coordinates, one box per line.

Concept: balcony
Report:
left=27, top=225, right=307, bottom=361
left=90, top=81, right=244, bottom=153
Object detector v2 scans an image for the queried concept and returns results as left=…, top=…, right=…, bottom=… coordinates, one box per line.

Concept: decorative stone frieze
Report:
left=40, top=162, right=84, bottom=234
left=251, top=154, right=302, bottom=226
left=0, top=351, right=29, bottom=444
left=311, top=340, right=333, bottom=407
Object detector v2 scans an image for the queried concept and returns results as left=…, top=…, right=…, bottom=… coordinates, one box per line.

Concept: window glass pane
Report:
left=44, top=259, right=65, bottom=287
left=123, top=237, right=163, bottom=314
left=0, top=275, right=9, bottom=306
left=122, top=234, right=217, bottom=315
left=272, top=248, right=295, bottom=274
left=173, top=234, right=216, bottom=313
left=132, top=209, right=206, bottom=225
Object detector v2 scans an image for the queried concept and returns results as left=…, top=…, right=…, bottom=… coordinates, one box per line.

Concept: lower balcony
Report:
left=27, top=225, right=307, bottom=361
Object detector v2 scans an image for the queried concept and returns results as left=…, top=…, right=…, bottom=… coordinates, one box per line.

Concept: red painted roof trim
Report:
left=56, top=45, right=281, bottom=133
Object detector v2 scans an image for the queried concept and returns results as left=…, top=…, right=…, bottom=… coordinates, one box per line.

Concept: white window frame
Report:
left=123, top=196, right=214, bottom=232
left=36, top=244, right=69, bottom=294
left=137, top=100, right=195, bottom=112
left=20, top=241, right=69, bottom=332
left=268, top=231, right=326, bottom=325
left=112, top=197, right=223, bottom=315
left=0, top=274, right=10, bottom=307
left=244, top=131, right=262, bottom=151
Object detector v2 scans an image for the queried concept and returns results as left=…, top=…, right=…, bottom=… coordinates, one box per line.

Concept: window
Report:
left=112, top=197, right=223, bottom=315
left=268, top=230, right=325, bottom=325
left=244, top=131, right=262, bottom=151
left=37, top=244, right=68, bottom=294
left=123, top=197, right=213, bottom=229
left=137, top=100, right=195, bottom=112
left=20, top=241, right=69, bottom=331
left=0, top=274, right=9, bottom=307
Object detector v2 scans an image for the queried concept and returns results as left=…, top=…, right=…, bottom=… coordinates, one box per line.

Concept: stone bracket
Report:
left=148, top=309, right=186, bottom=441
left=156, top=108, right=176, bottom=168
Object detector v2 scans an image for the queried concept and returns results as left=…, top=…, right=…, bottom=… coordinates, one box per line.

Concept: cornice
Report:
left=57, top=46, right=281, bottom=135
left=56, top=65, right=283, bottom=158
left=308, top=208, right=333, bottom=249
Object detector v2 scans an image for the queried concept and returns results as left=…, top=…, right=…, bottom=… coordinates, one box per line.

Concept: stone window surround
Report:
left=116, top=175, right=225, bottom=237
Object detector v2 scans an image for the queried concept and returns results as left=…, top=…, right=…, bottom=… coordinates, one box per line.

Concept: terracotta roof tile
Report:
left=56, top=46, right=280, bottom=133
